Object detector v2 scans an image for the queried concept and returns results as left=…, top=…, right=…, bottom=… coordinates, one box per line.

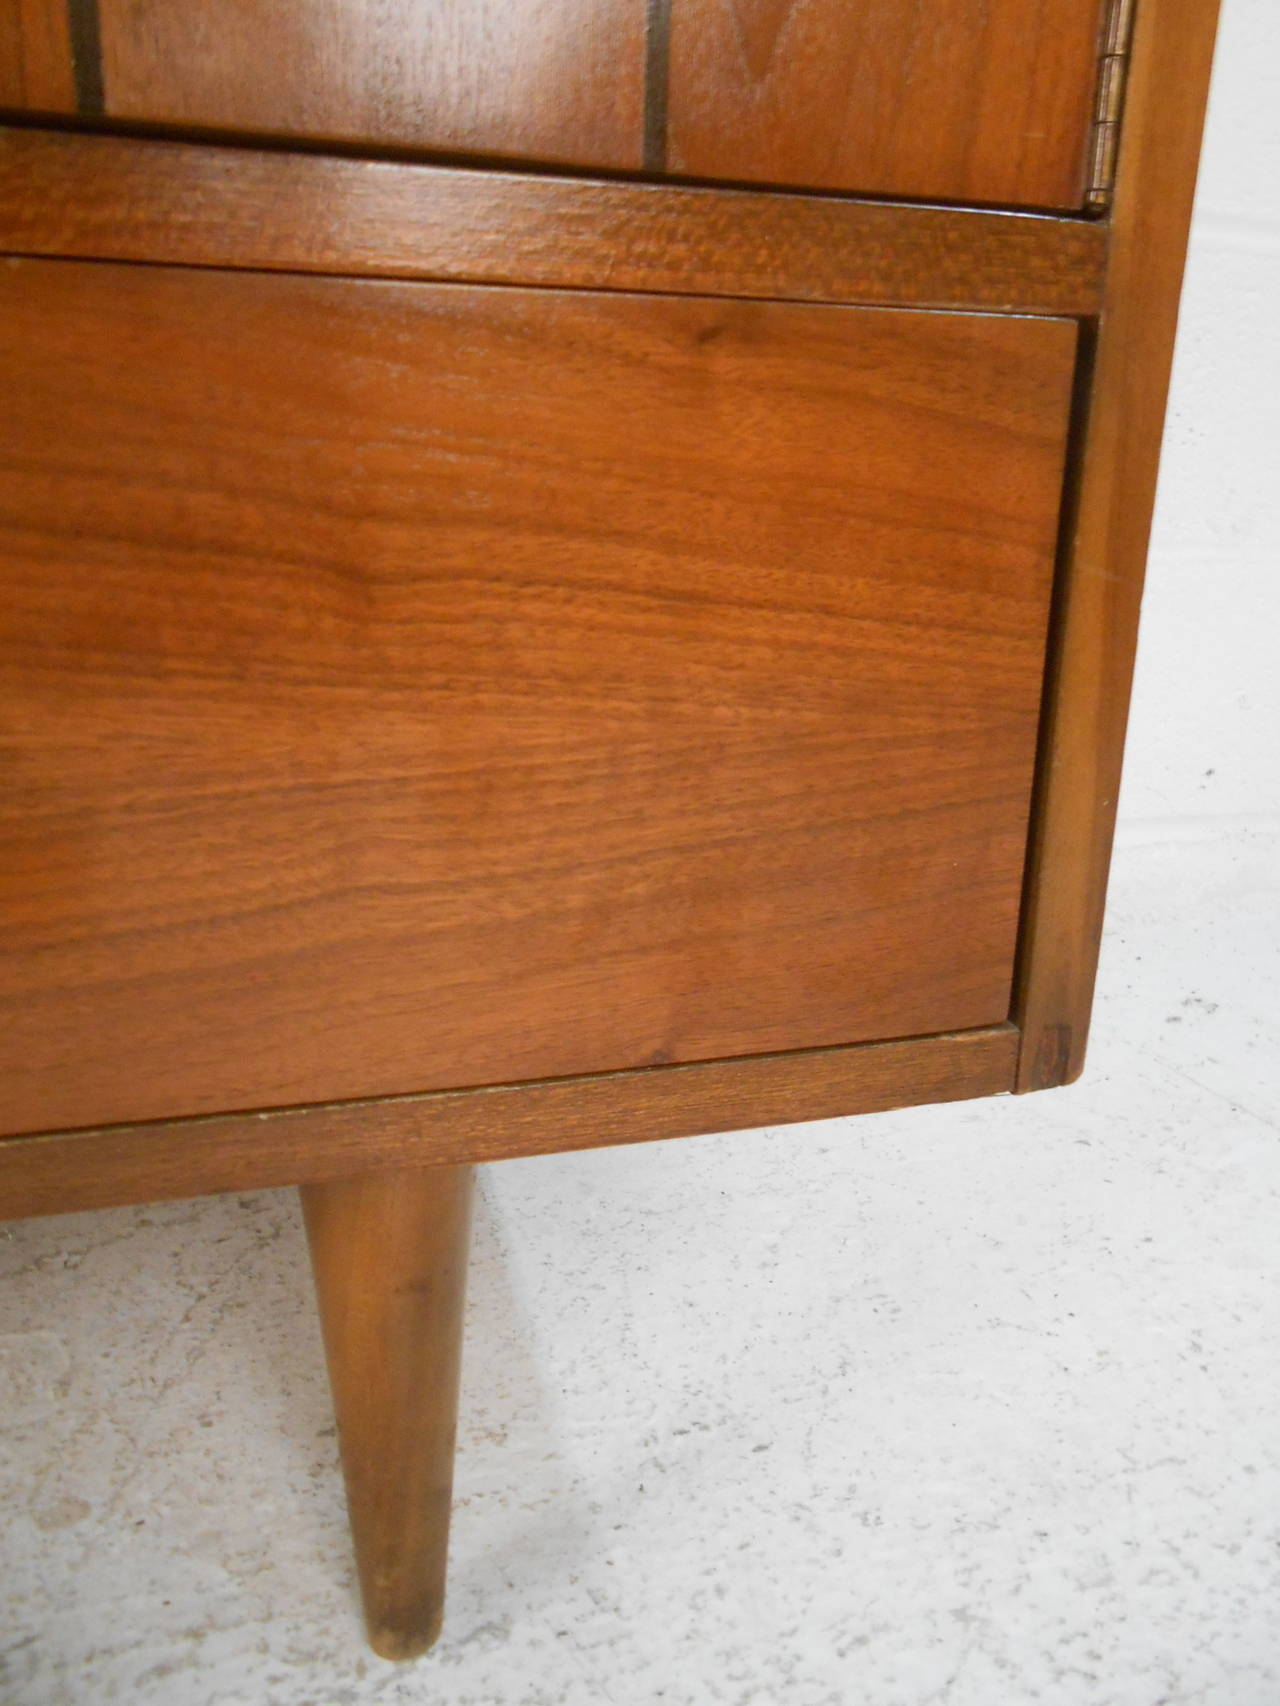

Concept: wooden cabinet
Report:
left=0, top=0, right=1220, bottom=1665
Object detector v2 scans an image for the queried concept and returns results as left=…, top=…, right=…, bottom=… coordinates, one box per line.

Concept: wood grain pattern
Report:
left=95, top=0, right=646, bottom=169
left=0, top=1026, right=1019, bottom=1220
left=302, top=1165, right=474, bottom=1660
left=1014, top=0, right=1222, bottom=1089
left=0, top=0, right=76, bottom=110
left=667, top=0, right=1110, bottom=210
left=0, top=261, right=1074, bottom=1138
left=0, top=125, right=1109, bottom=318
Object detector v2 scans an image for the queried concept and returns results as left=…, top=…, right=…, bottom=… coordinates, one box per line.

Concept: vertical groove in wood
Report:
left=66, top=0, right=102, bottom=113
left=301, top=1164, right=475, bottom=1660
left=643, top=0, right=670, bottom=170
left=1014, top=0, right=1221, bottom=1090
left=1010, top=318, right=1100, bottom=1026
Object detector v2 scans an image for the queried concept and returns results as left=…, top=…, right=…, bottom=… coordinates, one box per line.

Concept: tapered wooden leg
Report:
left=300, top=1164, right=474, bottom=1661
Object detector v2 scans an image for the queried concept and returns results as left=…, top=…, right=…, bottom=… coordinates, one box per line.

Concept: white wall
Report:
left=1120, top=0, right=1280, bottom=835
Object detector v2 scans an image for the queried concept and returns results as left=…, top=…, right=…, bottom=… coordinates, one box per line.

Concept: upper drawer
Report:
left=666, top=0, right=1112, bottom=210
left=2, top=0, right=1111, bottom=211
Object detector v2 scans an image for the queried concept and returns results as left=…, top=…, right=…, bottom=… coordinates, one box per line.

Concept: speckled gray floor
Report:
left=2, top=823, right=1278, bottom=1706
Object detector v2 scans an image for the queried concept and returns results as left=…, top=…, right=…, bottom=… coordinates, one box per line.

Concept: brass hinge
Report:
left=1085, top=0, right=1137, bottom=212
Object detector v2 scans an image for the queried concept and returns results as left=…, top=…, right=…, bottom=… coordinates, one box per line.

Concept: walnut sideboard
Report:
left=0, top=0, right=1219, bottom=1661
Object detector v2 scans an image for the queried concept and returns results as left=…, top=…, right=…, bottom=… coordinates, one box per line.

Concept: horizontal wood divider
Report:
left=0, top=1025, right=1018, bottom=1219
left=0, top=126, right=1105, bottom=314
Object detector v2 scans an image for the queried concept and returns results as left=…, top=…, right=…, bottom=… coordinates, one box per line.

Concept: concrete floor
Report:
left=2, top=822, right=1277, bottom=1706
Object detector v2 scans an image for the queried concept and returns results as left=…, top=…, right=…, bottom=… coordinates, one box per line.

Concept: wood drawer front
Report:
left=6, top=0, right=1106, bottom=211
left=0, top=261, right=1076, bottom=1137
left=95, top=0, right=649, bottom=169
left=667, top=0, right=1111, bottom=210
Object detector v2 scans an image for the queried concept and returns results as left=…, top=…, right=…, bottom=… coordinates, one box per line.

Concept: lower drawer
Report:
left=0, top=261, right=1076, bottom=1135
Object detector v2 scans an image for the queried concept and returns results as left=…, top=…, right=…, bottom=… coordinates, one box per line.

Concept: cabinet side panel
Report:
left=1015, top=0, right=1222, bottom=1089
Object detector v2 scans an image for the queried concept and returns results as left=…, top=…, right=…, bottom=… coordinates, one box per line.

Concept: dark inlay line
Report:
left=644, top=0, right=671, bottom=172
left=67, top=0, right=104, bottom=116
